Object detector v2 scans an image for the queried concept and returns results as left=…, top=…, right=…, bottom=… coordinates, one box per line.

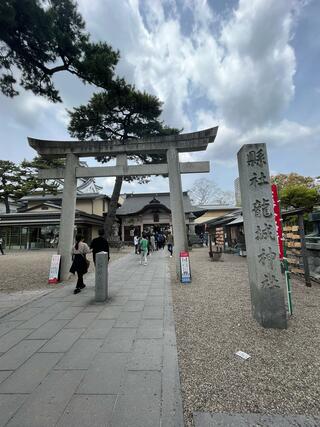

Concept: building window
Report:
left=153, top=213, right=159, bottom=223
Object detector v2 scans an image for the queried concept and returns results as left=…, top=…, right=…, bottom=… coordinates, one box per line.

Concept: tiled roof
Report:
left=20, top=193, right=108, bottom=201
left=117, top=192, right=193, bottom=215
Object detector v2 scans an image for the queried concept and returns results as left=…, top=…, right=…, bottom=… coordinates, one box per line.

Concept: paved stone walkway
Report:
left=0, top=251, right=184, bottom=427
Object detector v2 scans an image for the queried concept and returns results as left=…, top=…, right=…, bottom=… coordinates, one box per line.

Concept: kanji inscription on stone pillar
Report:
left=237, top=143, right=287, bottom=329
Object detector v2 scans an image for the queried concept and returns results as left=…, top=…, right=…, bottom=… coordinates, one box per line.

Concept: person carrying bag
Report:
left=69, top=234, right=90, bottom=294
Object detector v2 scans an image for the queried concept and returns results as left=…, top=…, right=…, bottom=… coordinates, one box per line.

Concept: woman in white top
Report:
left=69, top=234, right=90, bottom=294
left=134, top=235, right=139, bottom=254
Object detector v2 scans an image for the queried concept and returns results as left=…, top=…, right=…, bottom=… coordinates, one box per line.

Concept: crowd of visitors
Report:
left=133, top=230, right=174, bottom=264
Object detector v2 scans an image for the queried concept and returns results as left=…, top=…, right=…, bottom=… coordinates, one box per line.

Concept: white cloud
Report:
left=189, top=0, right=298, bottom=131
left=197, top=108, right=320, bottom=166
left=78, top=0, right=303, bottom=136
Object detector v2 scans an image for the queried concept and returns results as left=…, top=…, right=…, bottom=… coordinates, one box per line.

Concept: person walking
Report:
left=90, top=229, right=110, bottom=264
left=0, top=237, right=4, bottom=255
left=160, top=233, right=166, bottom=249
left=139, top=233, right=149, bottom=266
left=167, top=232, right=174, bottom=257
left=154, top=232, right=159, bottom=250
left=150, top=234, right=156, bottom=252
left=70, top=234, right=90, bottom=294
left=134, top=235, right=139, bottom=254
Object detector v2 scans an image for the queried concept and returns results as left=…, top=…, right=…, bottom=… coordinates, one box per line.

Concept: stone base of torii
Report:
left=28, top=127, right=218, bottom=281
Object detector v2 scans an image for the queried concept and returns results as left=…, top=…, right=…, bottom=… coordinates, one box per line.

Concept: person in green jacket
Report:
left=139, top=233, right=149, bottom=266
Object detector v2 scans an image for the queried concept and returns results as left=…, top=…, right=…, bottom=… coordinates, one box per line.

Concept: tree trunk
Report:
left=104, top=176, right=123, bottom=239
left=4, top=194, right=10, bottom=213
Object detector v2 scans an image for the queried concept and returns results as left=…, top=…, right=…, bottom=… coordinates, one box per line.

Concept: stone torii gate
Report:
left=28, top=127, right=218, bottom=280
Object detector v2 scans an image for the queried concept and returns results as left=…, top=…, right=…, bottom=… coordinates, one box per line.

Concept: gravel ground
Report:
left=170, top=247, right=320, bottom=427
left=0, top=247, right=132, bottom=292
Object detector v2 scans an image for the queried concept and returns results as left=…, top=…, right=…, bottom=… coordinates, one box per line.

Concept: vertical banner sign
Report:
left=271, top=184, right=284, bottom=260
left=272, top=184, right=293, bottom=315
left=180, top=251, right=191, bottom=283
left=48, top=254, right=61, bottom=284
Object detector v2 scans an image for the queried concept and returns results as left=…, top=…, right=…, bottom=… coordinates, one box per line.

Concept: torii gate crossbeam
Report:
left=28, top=126, right=218, bottom=280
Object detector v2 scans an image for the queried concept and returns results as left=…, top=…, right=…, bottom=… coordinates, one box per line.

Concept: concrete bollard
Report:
left=95, top=252, right=108, bottom=302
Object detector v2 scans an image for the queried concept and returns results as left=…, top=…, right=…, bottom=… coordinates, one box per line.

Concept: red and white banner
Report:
left=180, top=251, right=191, bottom=283
left=271, top=184, right=284, bottom=260
left=48, top=254, right=61, bottom=284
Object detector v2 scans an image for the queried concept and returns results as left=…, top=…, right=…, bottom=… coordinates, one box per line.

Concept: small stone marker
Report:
left=95, top=252, right=108, bottom=302
left=237, top=143, right=287, bottom=329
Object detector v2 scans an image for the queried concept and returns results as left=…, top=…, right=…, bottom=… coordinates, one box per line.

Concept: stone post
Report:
left=167, top=147, right=188, bottom=277
left=95, top=252, right=109, bottom=302
left=58, top=153, right=78, bottom=281
left=237, top=143, right=287, bottom=329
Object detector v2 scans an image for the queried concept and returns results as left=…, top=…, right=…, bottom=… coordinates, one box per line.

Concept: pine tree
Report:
left=68, top=80, right=180, bottom=238
left=0, top=0, right=119, bottom=101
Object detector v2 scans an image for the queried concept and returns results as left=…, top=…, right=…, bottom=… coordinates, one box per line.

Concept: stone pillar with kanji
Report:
left=237, top=143, right=287, bottom=329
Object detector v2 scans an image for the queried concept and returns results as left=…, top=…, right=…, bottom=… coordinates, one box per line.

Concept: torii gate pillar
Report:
left=58, top=153, right=78, bottom=280
left=167, top=147, right=188, bottom=275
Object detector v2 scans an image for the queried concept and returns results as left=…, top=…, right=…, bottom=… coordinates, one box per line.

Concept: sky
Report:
left=0, top=0, right=319, bottom=198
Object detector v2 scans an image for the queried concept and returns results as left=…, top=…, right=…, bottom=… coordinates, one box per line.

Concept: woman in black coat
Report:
left=70, top=234, right=90, bottom=294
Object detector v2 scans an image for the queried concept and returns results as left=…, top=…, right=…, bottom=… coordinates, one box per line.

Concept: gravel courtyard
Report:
left=170, top=248, right=320, bottom=427
left=0, top=247, right=132, bottom=292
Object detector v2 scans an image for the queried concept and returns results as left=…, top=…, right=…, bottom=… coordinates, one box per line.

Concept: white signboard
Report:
left=48, top=254, right=61, bottom=284
left=180, top=251, right=191, bottom=283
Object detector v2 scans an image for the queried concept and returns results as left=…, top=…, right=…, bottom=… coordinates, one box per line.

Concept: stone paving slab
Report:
left=193, top=412, right=320, bottom=427
left=0, top=251, right=184, bottom=426
left=101, top=327, right=137, bottom=353
left=39, top=328, right=85, bottom=353
left=8, top=307, right=45, bottom=322
left=97, top=305, right=122, bottom=319
left=0, top=321, right=23, bottom=338
left=137, top=318, right=164, bottom=338
left=114, top=310, right=142, bottom=328
left=56, top=394, right=116, bottom=427
left=123, top=300, right=145, bottom=312
left=65, top=311, right=98, bottom=329
left=26, top=319, right=69, bottom=340
left=0, top=371, right=12, bottom=385
left=77, top=352, right=128, bottom=394
left=145, top=295, right=164, bottom=306
left=0, top=352, right=63, bottom=393
left=111, top=370, right=161, bottom=427
left=0, top=339, right=46, bottom=370
left=55, top=339, right=102, bottom=370
left=53, top=305, right=83, bottom=319
left=0, top=290, right=54, bottom=321
left=16, top=310, right=59, bottom=329
left=142, top=305, right=164, bottom=319
left=6, top=370, right=85, bottom=427
left=0, top=394, right=27, bottom=427
left=0, top=328, right=33, bottom=353
left=128, top=338, right=163, bottom=370
left=81, top=318, right=115, bottom=339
